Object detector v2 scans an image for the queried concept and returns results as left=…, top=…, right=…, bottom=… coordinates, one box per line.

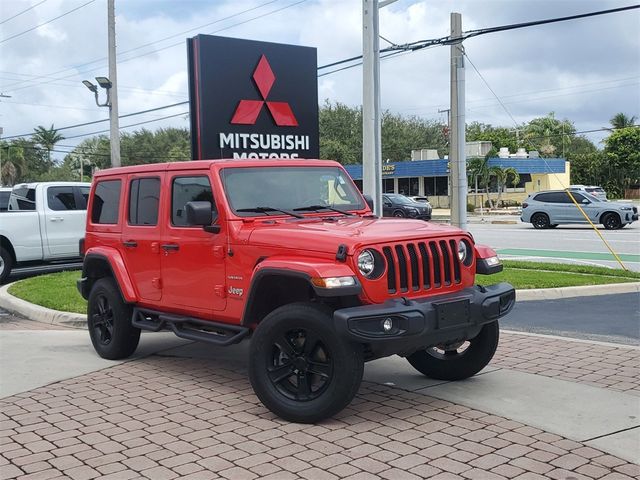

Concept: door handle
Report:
left=49, top=217, right=64, bottom=222
left=161, top=243, right=180, bottom=252
left=123, top=240, right=138, bottom=248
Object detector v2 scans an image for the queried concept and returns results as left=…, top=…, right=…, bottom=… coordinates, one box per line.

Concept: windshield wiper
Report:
left=236, top=206, right=304, bottom=219
left=293, top=204, right=355, bottom=216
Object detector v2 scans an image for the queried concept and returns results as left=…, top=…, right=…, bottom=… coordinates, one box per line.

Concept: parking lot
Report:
left=1, top=310, right=638, bottom=480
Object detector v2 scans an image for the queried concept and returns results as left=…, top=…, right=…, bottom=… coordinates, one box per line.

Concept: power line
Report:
left=0, top=0, right=96, bottom=44
left=0, top=0, right=48, bottom=25
left=463, top=51, right=520, bottom=129
left=63, top=112, right=189, bottom=140
left=2, top=0, right=304, bottom=93
left=4, top=4, right=637, bottom=139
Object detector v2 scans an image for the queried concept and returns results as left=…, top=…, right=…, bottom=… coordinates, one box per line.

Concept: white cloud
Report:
left=0, top=0, right=638, bottom=162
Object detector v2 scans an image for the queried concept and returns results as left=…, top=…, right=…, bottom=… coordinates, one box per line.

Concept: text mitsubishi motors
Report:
left=187, top=34, right=319, bottom=160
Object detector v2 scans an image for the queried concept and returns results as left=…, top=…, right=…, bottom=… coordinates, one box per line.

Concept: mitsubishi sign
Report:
left=187, top=35, right=319, bottom=160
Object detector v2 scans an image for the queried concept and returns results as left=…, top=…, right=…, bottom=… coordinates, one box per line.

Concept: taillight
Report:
left=79, top=238, right=85, bottom=257
left=522, top=202, right=528, bottom=209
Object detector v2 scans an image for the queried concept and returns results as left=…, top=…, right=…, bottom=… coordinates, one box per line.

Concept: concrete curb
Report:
left=0, top=284, right=86, bottom=328
left=2, top=280, right=639, bottom=327
left=516, top=281, right=640, bottom=301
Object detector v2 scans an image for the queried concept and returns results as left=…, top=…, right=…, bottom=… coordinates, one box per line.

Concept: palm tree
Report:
left=524, top=112, right=574, bottom=157
left=0, top=145, right=26, bottom=186
left=609, top=113, right=637, bottom=130
left=32, top=124, right=65, bottom=165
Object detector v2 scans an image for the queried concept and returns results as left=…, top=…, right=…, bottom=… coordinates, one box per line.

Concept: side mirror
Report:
left=185, top=201, right=220, bottom=233
left=363, top=194, right=374, bottom=211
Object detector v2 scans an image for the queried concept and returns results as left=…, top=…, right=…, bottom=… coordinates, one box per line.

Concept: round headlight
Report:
left=358, top=250, right=376, bottom=277
left=458, top=241, right=468, bottom=262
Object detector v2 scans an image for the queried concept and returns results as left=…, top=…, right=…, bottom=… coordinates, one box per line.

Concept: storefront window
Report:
left=383, top=178, right=395, bottom=193
left=398, top=178, right=420, bottom=196
left=435, top=177, right=448, bottom=195
left=423, top=177, right=436, bottom=196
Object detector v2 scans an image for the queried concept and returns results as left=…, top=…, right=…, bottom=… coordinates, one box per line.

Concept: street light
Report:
left=82, top=77, right=111, bottom=107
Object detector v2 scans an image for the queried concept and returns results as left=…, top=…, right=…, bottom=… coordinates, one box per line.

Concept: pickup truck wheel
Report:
left=406, top=321, right=499, bottom=381
left=249, top=303, right=364, bottom=423
left=0, top=247, right=12, bottom=284
left=88, top=278, right=140, bottom=360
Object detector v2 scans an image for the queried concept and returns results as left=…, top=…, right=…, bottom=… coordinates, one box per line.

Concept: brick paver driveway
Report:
left=1, top=317, right=638, bottom=480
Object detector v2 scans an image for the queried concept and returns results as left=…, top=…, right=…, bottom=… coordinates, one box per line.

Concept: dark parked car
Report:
left=383, top=194, right=431, bottom=220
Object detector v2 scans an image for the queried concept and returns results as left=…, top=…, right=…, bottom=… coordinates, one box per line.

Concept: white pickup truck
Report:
left=0, top=182, right=91, bottom=283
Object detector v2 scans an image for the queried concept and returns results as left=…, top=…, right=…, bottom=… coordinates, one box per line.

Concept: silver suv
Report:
left=521, top=190, right=638, bottom=230
left=569, top=185, right=607, bottom=201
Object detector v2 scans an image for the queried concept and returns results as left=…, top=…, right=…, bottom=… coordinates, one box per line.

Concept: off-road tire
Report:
left=406, top=321, right=499, bottom=381
left=531, top=213, right=550, bottom=229
left=88, top=278, right=140, bottom=360
left=249, top=302, right=364, bottom=423
left=0, top=247, right=12, bottom=284
left=602, top=213, right=621, bottom=230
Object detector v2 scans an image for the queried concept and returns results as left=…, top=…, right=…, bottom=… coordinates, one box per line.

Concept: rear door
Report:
left=160, top=171, right=226, bottom=314
left=44, top=185, right=86, bottom=257
left=121, top=175, right=164, bottom=302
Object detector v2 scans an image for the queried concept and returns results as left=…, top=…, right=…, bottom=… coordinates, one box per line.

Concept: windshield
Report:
left=386, top=194, right=415, bottom=205
left=222, top=166, right=365, bottom=216
left=582, top=192, right=602, bottom=202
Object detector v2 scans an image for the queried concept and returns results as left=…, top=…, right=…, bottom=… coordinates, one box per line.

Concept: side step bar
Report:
left=132, top=307, right=250, bottom=346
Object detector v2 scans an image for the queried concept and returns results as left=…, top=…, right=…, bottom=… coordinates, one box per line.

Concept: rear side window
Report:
left=171, top=176, right=215, bottom=227
left=129, top=178, right=160, bottom=226
left=47, top=186, right=76, bottom=211
left=79, top=186, right=90, bottom=208
left=9, top=187, right=36, bottom=211
left=91, top=180, right=122, bottom=224
left=535, top=192, right=570, bottom=203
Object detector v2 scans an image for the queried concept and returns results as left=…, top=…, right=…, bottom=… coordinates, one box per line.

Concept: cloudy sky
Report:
left=1, top=0, right=638, bottom=161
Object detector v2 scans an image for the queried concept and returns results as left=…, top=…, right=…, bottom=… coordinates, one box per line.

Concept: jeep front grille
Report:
left=382, top=240, right=461, bottom=294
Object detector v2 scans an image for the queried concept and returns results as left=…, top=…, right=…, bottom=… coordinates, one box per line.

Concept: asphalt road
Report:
left=502, top=292, right=639, bottom=345
left=469, top=221, right=640, bottom=272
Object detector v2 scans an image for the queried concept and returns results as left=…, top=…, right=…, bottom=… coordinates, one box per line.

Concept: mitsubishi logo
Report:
left=231, top=55, right=298, bottom=127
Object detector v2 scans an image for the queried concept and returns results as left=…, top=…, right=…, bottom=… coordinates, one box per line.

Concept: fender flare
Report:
left=80, top=247, right=137, bottom=303
left=240, top=258, right=361, bottom=326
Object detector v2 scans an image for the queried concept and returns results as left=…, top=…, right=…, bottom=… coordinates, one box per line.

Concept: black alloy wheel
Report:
left=268, top=328, right=333, bottom=402
left=531, top=212, right=550, bottom=229
left=92, top=294, right=114, bottom=345
left=249, top=302, right=364, bottom=423
left=602, top=213, right=622, bottom=230
left=393, top=210, right=406, bottom=217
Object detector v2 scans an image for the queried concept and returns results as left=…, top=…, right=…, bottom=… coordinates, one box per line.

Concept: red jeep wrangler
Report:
left=78, top=159, right=514, bottom=423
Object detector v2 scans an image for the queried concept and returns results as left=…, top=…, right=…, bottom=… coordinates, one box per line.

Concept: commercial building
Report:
left=344, top=148, right=570, bottom=208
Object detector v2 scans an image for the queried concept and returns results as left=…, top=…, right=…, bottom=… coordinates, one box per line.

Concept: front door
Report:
left=160, top=172, right=226, bottom=315
left=121, top=175, right=163, bottom=302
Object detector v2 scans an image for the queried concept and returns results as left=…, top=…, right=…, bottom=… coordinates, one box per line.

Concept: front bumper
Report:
left=334, top=282, right=515, bottom=360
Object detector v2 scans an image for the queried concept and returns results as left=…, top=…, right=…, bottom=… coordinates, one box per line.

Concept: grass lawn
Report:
left=7, top=261, right=640, bottom=313
left=8, top=270, right=86, bottom=314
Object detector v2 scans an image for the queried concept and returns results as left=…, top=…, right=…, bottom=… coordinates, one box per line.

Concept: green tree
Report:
left=609, top=113, right=637, bottom=130
left=0, top=143, right=26, bottom=186
left=524, top=112, right=575, bottom=157
left=603, top=127, right=640, bottom=197
left=32, top=124, right=64, bottom=166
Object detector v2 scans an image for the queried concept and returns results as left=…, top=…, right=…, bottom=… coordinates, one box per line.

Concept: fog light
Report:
left=382, top=318, right=393, bottom=332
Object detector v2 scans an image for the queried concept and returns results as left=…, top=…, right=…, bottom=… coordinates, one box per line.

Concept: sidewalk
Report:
left=431, top=209, right=520, bottom=225
left=0, top=314, right=638, bottom=480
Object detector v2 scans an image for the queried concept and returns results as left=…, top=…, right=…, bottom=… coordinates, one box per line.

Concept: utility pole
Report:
left=107, top=0, right=121, bottom=168
left=362, top=0, right=383, bottom=216
left=449, top=12, right=467, bottom=230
